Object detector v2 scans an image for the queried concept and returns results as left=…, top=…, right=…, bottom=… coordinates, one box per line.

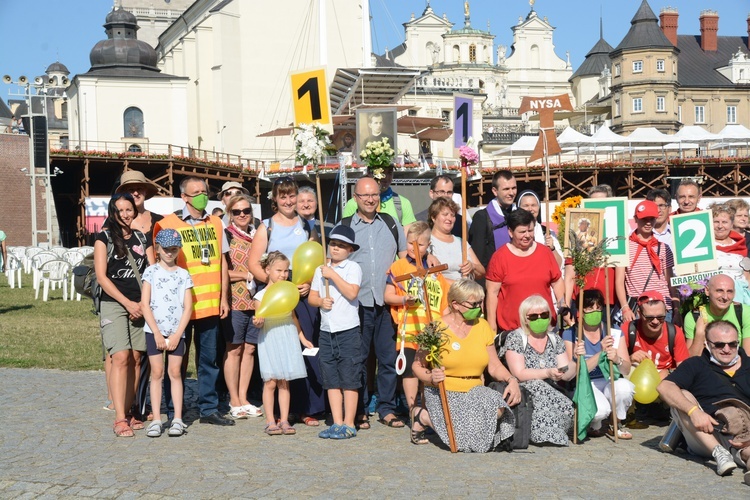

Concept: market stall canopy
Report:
left=492, top=135, right=539, bottom=156
left=329, top=67, right=421, bottom=115
left=557, top=127, right=592, bottom=147
left=716, top=124, right=750, bottom=141
left=590, top=124, right=629, bottom=144
left=257, top=126, right=294, bottom=137
left=409, top=127, right=453, bottom=142
left=625, top=127, right=673, bottom=145
left=672, top=125, right=721, bottom=143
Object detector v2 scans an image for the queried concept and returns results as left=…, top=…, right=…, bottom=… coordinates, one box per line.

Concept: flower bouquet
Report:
left=415, top=321, right=449, bottom=369
left=551, top=195, right=582, bottom=248
left=292, top=123, right=332, bottom=169
left=359, top=137, right=395, bottom=180
left=677, top=279, right=709, bottom=319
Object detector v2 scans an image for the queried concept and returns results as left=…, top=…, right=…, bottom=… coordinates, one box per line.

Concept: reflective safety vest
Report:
left=155, top=213, right=223, bottom=320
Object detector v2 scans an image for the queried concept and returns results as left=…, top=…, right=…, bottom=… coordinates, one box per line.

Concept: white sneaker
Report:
left=712, top=445, right=737, bottom=476
left=241, top=404, right=263, bottom=417
left=229, top=405, right=249, bottom=419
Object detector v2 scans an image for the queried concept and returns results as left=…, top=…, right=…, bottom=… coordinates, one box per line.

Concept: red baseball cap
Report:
left=634, top=200, right=659, bottom=220
left=638, top=290, right=665, bottom=305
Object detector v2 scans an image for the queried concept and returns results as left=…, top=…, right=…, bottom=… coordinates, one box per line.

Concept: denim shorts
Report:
left=145, top=332, right=186, bottom=357
left=318, top=326, right=362, bottom=390
left=223, top=310, right=259, bottom=345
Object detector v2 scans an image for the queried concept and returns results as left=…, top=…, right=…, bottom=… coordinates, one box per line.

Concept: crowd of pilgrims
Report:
left=94, top=168, right=750, bottom=469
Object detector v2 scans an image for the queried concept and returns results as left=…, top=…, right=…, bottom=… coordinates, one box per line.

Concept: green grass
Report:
left=0, top=276, right=195, bottom=375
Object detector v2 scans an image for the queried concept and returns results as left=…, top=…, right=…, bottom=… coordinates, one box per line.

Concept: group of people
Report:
left=91, top=166, right=750, bottom=484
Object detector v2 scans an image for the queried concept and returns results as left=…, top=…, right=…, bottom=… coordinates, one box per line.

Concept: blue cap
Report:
left=155, top=228, right=182, bottom=248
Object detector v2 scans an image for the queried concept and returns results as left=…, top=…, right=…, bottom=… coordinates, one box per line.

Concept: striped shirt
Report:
left=625, top=239, right=674, bottom=310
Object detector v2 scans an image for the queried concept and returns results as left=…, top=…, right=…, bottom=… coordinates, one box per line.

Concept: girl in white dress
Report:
left=252, top=251, right=312, bottom=435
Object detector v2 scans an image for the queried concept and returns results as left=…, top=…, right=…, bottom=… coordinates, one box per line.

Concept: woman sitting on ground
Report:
left=411, top=279, right=520, bottom=453
left=562, top=289, right=635, bottom=439
left=501, top=294, right=576, bottom=446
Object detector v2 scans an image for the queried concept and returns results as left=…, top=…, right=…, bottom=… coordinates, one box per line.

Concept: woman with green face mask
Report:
left=501, top=294, right=576, bottom=446
left=410, top=279, right=521, bottom=452
left=562, top=289, right=636, bottom=439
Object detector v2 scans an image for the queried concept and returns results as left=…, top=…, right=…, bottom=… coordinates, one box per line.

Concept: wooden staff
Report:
left=315, top=172, right=330, bottom=297
left=573, top=289, right=584, bottom=445
left=460, top=159, right=468, bottom=264
left=393, top=242, right=456, bottom=452
left=605, top=266, right=619, bottom=443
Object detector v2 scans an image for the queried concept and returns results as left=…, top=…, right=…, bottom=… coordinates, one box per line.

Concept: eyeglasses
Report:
left=708, top=340, right=739, bottom=349
left=354, top=193, right=380, bottom=200
left=223, top=190, right=242, bottom=198
left=642, top=315, right=666, bottom=322
left=231, top=208, right=252, bottom=216
left=655, top=203, right=669, bottom=210
left=460, top=300, right=482, bottom=309
left=527, top=312, right=550, bottom=321
left=433, top=190, right=454, bottom=197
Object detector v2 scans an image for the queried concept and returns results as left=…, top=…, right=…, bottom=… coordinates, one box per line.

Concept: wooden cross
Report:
left=393, top=241, right=457, bottom=453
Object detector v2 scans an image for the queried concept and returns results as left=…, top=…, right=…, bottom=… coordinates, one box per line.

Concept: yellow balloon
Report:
left=255, top=281, right=300, bottom=319
left=631, top=358, right=661, bottom=404
left=291, top=241, right=325, bottom=285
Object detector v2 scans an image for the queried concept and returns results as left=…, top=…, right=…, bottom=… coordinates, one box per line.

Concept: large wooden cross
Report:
left=393, top=241, right=457, bottom=453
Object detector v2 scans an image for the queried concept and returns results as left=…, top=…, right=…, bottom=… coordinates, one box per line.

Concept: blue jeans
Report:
left=192, top=315, right=222, bottom=417
left=358, top=304, right=397, bottom=417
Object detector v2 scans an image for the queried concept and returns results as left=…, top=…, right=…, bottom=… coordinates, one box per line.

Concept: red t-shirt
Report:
left=622, top=320, right=690, bottom=371
left=564, top=260, right=616, bottom=305
left=486, top=244, right=561, bottom=331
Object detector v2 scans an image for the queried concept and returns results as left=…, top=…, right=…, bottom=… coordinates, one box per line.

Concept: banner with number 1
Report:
left=290, top=67, right=331, bottom=129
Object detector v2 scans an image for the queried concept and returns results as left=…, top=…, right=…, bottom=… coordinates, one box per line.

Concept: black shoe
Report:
left=199, top=413, right=236, bottom=426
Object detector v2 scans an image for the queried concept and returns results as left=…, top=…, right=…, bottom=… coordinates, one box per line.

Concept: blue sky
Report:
left=1, top=0, right=747, bottom=99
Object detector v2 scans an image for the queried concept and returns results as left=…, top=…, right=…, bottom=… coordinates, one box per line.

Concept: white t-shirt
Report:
left=311, top=259, right=362, bottom=333
left=142, top=263, right=194, bottom=337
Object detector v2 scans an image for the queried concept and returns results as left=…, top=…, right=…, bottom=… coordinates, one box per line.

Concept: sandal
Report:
left=146, top=421, right=163, bottom=438
left=264, top=423, right=283, bottom=436
left=103, top=400, right=114, bottom=412
left=279, top=420, right=296, bottom=435
left=229, top=405, right=249, bottom=419
left=410, top=408, right=429, bottom=445
left=127, top=415, right=145, bottom=431
left=168, top=420, right=187, bottom=437
left=301, top=415, right=320, bottom=427
left=355, top=416, right=370, bottom=430
left=113, top=419, right=134, bottom=438
left=378, top=414, right=405, bottom=428
left=616, top=428, right=633, bottom=440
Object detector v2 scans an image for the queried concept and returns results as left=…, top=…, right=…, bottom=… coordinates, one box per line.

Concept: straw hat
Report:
left=218, top=181, right=250, bottom=200
left=115, top=170, right=158, bottom=199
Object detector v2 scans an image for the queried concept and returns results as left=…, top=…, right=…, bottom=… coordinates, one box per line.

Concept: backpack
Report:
left=488, top=381, right=532, bottom=450
left=340, top=212, right=401, bottom=248
left=627, top=321, right=676, bottom=356
left=690, top=304, right=744, bottom=331
left=391, top=192, right=403, bottom=223
left=266, top=214, right=311, bottom=248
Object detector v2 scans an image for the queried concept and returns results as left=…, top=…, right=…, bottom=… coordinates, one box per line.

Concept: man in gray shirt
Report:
left=339, top=177, right=406, bottom=428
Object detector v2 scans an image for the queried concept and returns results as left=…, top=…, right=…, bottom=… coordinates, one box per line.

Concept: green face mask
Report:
left=462, top=307, right=482, bottom=321
left=190, top=193, right=209, bottom=212
left=583, top=310, right=603, bottom=327
left=528, top=317, right=550, bottom=334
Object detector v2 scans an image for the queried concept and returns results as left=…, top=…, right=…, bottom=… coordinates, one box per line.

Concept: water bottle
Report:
left=659, top=420, right=682, bottom=453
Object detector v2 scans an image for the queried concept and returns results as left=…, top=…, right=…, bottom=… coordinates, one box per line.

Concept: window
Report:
left=678, top=105, right=682, bottom=122
left=656, top=96, right=665, bottom=112
left=441, top=110, right=450, bottom=121
left=695, top=105, right=705, bottom=123
left=128, top=144, right=142, bottom=153
left=615, top=99, right=621, bottom=117
left=727, top=106, right=737, bottom=124
left=469, top=44, right=476, bottom=63
left=633, top=60, right=643, bottom=73
left=123, top=107, right=144, bottom=138
left=633, top=97, right=643, bottom=113
left=656, top=59, right=665, bottom=72
left=614, top=64, right=621, bottom=76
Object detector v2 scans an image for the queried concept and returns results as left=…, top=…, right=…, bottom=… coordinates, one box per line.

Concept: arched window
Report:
left=530, top=45, right=540, bottom=69
left=123, top=107, right=144, bottom=138
left=128, top=144, right=142, bottom=153
left=469, top=44, right=477, bottom=63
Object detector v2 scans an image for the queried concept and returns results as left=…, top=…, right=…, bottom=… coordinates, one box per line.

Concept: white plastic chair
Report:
left=31, top=251, right=58, bottom=291
left=5, top=254, right=22, bottom=288
left=36, top=259, right=71, bottom=301
left=50, top=246, right=68, bottom=257
left=76, top=246, right=94, bottom=257
left=62, top=251, right=84, bottom=300
left=24, top=247, right=44, bottom=274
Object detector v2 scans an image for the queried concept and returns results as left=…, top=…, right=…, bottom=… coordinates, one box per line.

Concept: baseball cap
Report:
left=329, top=225, right=360, bottom=251
left=154, top=228, right=183, bottom=248
left=634, top=200, right=659, bottom=220
left=637, top=290, right=664, bottom=305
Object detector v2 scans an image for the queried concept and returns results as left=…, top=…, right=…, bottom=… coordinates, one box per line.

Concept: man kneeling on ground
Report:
left=657, top=320, right=750, bottom=483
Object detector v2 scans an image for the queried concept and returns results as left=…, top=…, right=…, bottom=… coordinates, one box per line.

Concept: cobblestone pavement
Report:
left=1, top=367, right=748, bottom=498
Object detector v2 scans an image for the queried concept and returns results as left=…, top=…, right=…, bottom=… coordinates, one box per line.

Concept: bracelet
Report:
left=616, top=357, right=623, bottom=366
left=687, top=405, right=699, bottom=417
left=507, top=375, right=519, bottom=383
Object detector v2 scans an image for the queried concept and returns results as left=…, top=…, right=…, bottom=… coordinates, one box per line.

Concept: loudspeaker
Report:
left=18, top=75, right=27, bottom=84
left=34, top=76, right=44, bottom=85
left=2, top=75, right=11, bottom=84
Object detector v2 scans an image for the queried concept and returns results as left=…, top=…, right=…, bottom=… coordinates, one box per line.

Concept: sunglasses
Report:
left=642, top=315, right=666, bottom=322
left=708, top=340, right=739, bottom=349
left=274, top=176, right=294, bottom=185
left=223, top=190, right=242, bottom=198
left=460, top=300, right=482, bottom=309
left=527, top=312, right=550, bottom=321
left=231, top=208, right=252, bottom=216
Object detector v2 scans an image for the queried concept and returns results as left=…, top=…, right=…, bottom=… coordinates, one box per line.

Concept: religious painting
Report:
left=356, top=107, right=397, bottom=159
left=563, top=208, right=605, bottom=255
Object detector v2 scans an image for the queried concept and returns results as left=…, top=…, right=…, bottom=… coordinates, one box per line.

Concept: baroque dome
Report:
left=88, top=7, right=160, bottom=72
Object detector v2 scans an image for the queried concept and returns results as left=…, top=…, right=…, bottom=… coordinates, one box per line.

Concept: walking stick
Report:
left=393, top=241, right=456, bottom=452
left=315, top=172, right=330, bottom=297
left=573, top=290, right=584, bottom=444
left=605, top=266, right=619, bottom=443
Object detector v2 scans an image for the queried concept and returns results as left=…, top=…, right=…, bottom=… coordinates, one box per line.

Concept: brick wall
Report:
left=0, top=134, right=49, bottom=247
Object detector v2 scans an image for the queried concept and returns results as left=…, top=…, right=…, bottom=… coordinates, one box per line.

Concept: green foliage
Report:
left=566, top=230, right=622, bottom=288
left=415, top=321, right=449, bottom=369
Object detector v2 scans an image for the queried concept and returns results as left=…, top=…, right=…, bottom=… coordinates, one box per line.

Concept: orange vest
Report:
left=388, top=257, right=449, bottom=350
left=155, top=213, right=223, bottom=320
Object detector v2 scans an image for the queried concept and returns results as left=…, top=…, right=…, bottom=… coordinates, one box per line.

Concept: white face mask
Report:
left=705, top=342, right=740, bottom=367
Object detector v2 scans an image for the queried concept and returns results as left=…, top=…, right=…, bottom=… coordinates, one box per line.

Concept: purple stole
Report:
left=487, top=202, right=511, bottom=249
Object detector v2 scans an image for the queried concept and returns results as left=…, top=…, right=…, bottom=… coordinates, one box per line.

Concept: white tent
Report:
left=557, top=127, right=592, bottom=147
left=492, top=135, right=539, bottom=156
left=625, top=127, right=673, bottom=145
left=673, top=125, right=720, bottom=143
left=716, top=124, right=750, bottom=141
left=590, top=124, right=628, bottom=144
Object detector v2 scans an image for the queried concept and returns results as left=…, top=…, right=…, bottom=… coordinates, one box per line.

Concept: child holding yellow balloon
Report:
left=252, top=251, right=312, bottom=436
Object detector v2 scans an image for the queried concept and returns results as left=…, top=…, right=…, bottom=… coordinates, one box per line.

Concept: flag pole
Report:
left=573, top=290, right=584, bottom=444
left=315, top=171, right=330, bottom=297
left=460, top=159, right=468, bottom=265
left=605, top=265, right=619, bottom=443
